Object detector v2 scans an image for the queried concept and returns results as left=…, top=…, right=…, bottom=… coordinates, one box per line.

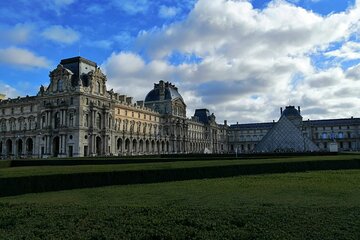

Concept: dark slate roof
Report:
left=0, top=95, right=37, bottom=105
left=304, top=118, right=360, bottom=127
left=230, top=122, right=275, bottom=129
left=194, top=109, right=211, bottom=124
left=60, top=56, right=97, bottom=67
left=144, top=86, right=183, bottom=102
left=282, top=106, right=301, bottom=117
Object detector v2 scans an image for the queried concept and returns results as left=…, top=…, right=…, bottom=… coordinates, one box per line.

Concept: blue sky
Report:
left=1, top=0, right=360, bottom=123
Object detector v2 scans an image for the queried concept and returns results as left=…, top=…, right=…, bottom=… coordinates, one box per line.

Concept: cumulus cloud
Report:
left=42, top=25, right=80, bottom=44
left=101, top=52, right=175, bottom=100
left=325, top=41, right=360, bottom=60
left=345, top=64, right=360, bottom=80
left=159, top=5, right=179, bottom=18
left=111, top=0, right=149, bottom=15
left=0, top=47, right=50, bottom=68
left=103, top=0, right=360, bottom=123
left=0, top=24, right=33, bottom=45
left=0, top=82, right=20, bottom=98
left=89, top=40, right=113, bottom=49
left=48, top=0, right=76, bottom=13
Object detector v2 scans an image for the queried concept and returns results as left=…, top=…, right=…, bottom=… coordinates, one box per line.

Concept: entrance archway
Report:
left=53, top=136, right=60, bottom=157
left=151, top=140, right=155, bottom=153
left=132, top=139, right=137, bottom=153
left=125, top=138, right=130, bottom=154
left=145, top=140, right=150, bottom=153
left=139, top=139, right=144, bottom=153
left=6, top=139, right=13, bottom=156
left=17, top=139, right=23, bottom=157
left=26, top=138, right=33, bottom=156
left=96, top=136, right=102, bottom=156
left=117, top=138, right=122, bottom=152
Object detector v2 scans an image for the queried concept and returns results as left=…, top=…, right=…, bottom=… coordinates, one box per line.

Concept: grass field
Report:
left=0, top=169, right=359, bottom=239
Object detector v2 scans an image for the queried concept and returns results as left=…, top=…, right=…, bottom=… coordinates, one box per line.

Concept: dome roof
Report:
left=282, top=106, right=301, bottom=117
left=144, top=81, right=183, bottom=102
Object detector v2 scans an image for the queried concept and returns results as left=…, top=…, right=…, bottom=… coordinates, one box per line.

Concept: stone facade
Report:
left=0, top=57, right=225, bottom=158
left=228, top=106, right=360, bottom=153
left=1, top=57, right=359, bottom=159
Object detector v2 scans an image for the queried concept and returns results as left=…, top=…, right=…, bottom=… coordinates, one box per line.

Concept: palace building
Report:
left=0, top=56, right=359, bottom=159
left=0, top=57, right=226, bottom=158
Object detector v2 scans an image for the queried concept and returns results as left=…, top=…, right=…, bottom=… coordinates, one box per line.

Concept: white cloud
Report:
left=42, top=25, right=80, bottom=44
left=0, top=47, right=50, bottom=68
left=104, top=0, right=360, bottom=123
left=0, top=24, right=33, bottom=45
left=50, top=0, right=75, bottom=12
left=86, top=4, right=106, bottom=14
left=159, top=5, right=179, bottom=18
left=0, top=82, right=20, bottom=98
left=111, top=0, right=150, bottom=15
left=90, top=40, right=113, bottom=49
left=325, top=41, right=360, bottom=60
left=101, top=52, right=176, bottom=100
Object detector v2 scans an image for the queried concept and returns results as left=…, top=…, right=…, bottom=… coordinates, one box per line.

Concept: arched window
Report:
left=84, top=114, right=89, bottom=127
left=69, top=113, right=74, bottom=127
left=57, top=79, right=63, bottom=91
left=322, top=132, right=327, bottom=139
left=55, top=112, right=60, bottom=128
left=96, top=113, right=101, bottom=129
left=97, top=81, right=101, bottom=94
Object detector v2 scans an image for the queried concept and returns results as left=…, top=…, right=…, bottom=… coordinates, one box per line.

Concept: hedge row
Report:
left=4, top=152, right=343, bottom=168
left=1, top=158, right=359, bottom=197
left=0, top=161, right=11, bottom=169
left=8, top=157, right=244, bottom=167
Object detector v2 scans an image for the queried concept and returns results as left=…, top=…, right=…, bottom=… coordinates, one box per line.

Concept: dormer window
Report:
left=57, top=79, right=63, bottom=91
left=97, top=81, right=101, bottom=94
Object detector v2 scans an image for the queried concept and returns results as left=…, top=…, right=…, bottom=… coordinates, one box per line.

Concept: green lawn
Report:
left=1, top=154, right=359, bottom=178
left=0, top=170, right=359, bottom=239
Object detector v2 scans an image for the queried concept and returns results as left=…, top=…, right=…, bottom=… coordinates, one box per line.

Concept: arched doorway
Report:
left=139, top=139, right=144, bottom=153
left=6, top=139, right=12, bottom=156
left=17, top=139, right=23, bottom=157
left=26, top=138, right=33, bottom=156
left=96, top=136, right=102, bottom=156
left=156, top=141, right=160, bottom=154
left=117, top=138, right=122, bottom=152
left=132, top=139, right=137, bottom=153
left=53, top=136, right=60, bottom=157
left=145, top=140, right=150, bottom=153
left=151, top=140, right=155, bottom=153
left=125, top=138, right=130, bottom=154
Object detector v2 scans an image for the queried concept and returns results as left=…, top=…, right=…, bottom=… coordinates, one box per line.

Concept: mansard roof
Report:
left=60, top=56, right=97, bottom=67
left=230, top=122, right=275, bottom=129
left=304, top=117, right=360, bottom=127
left=144, top=80, right=184, bottom=102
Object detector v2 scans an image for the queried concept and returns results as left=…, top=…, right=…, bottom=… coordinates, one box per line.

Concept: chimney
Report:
left=298, top=106, right=301, bottom=114
left=224, top=120, right=227, bottom=126
left=159, top=80, right=165, bottom=101
left=280, top=107, right=283, bottom=115
left=126, top=97, right=133, bottom=104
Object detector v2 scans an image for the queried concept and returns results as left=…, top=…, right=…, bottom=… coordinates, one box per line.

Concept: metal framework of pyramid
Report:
left=255, top=115, right=320, bottom=153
